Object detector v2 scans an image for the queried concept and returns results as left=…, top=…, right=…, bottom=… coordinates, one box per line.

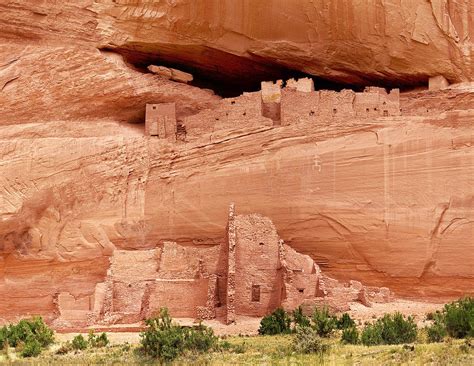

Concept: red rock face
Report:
left=0, top=1, right=473, bottom=325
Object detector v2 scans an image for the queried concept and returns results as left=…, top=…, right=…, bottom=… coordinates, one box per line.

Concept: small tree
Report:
left=258, top=308, right=292, bottom=335
left=292, top=306, right=310, bottom=329
left=71, top=335, right=88, bottom=351
left=341, top=326, right=359, bottom=344
left=337, top=313, right=356, bottom=330
left=311, top=307, right=337, bottom=337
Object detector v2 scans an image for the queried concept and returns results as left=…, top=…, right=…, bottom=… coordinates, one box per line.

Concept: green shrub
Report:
left=292, top=306, right=310, bottom=329
left=183, top=323, right=217, bottom=352
left=258, top=308, right=292, bottom=335
left=426, top=322, right=447, bottom=343
left=443, top=297, right=474, bottom=339
left=4, top=317, right=54, bottom=349
left=292, top=326, right=330, bottom=355
left=379, top=312, right=417, bottom=344
left=71, top=334, right=88, bottom=351
left=88, top=332, right=109, bottom=348
left=341, top=326, right=359, bottom=344
left=0, top=317, right=53, bottom=357
left=20, top=337, right=42, bottom=358
left=361, top=313, right=417, bottom=346
left=337, top=313, right=356, bottom=330
left=311, top=307, right=336, bottom=337
left=140, top=308, right=218, bottom=362
left=361, top=323, right=383, bottom=346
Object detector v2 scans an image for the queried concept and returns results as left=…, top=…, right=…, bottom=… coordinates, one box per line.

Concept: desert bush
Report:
left=3, top=317, right=54, bottom=349
left=341, top=326, right=359, bottom=344
left=258, top=308, right=292, bottom=335
left=292, top=326, right=330, bottom=355
left=443, top=297, right=474, bottom=339
left=183, top=323, right=218, bottom=352
left=292, top=306, right=310, bottom=329
left=20, top=337, right=42, bottom=358
left=337, top=313, right=356, bottom=330
left=426, top=322, right=447, bottom=343
left=311, top=307, right=337, bottom=337
left=361, top=313, right=417, bottom=346
left=361, top=322, right=383, bottom=346
left=140, top=308, right=218, bottom=362
left=0, top=317, right=53, bottom=357
left=71, top=334, right=88, bottom=351
left=88, top=331, right=109, bottom=348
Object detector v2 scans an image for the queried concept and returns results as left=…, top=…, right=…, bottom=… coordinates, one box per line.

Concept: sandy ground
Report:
left=55, top=299, right=445, bottom=345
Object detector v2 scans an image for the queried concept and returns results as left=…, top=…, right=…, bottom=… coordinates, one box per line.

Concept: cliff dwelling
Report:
left=144, top=78, right=402, bottom=139
left=52, top=204, right=392, bottom=329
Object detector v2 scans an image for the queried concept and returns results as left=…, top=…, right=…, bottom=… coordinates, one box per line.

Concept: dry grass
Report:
left=1, top=334, right=472, bottom=365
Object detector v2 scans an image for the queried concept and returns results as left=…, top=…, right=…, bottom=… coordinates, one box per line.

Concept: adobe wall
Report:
left=145, top=103, right=177, bottom=140
left=279, top=243, right=320, bottom=310
left=146, top=278, right=209, bottom=318
left=225, top=203, right=236, bottom=324
left=234, top=213, right=282, bottom=317
left=261, top=80, right=282, bottom=125
left=184, top=92, right=272, bottom=141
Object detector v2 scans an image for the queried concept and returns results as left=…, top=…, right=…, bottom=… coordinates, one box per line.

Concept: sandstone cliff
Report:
left=0, top=1, right=473, bottom=325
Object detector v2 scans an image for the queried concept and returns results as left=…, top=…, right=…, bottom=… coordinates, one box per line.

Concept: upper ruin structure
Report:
left=145, top=78, right=401, bottom=139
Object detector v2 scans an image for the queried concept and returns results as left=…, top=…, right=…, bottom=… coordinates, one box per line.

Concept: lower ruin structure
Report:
left=51, top=205, right=392, bottom=329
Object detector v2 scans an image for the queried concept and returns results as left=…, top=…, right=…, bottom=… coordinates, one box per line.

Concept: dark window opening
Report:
left=310, top=110, right=315, bottom=116
left=333, top=108, right=337, bottom=114
left=374, top=108, right=378, bottom=111
left=231, top=101, right=235, bottom=105
left=383, top=110, right=389, bottom=116
left=152, top=106, right=156, bottom=110
left=243, top=112, right=247, bottom=116
left=259, top=242, right=264, bottom=246
left=252, top=285, right=261, bottom=302
left=366, top=108, right=370, bottom=113
left=297, top=288, right=304, bottom=294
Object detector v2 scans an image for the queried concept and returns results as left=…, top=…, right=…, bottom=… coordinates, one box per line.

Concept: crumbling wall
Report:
left=145, top=103, right=177, bottom=140
left=261, top=80, right=282, bottom=125
left=184, top=92, right=272, bottom=141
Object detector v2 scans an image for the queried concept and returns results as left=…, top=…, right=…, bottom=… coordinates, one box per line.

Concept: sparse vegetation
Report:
left=258, top=308, right=292, bottom=335
left=442, top=297, right=474, bottom=339
left=292, top=306, right=310, bottom=329
left=140, top=308, right=218, bottom=361
left=311, top=307, right=337, bottom=337
left=71, top=334, right=88, bottom=351
left=0, top=317, right=54, bottom=358
left=341, top=326, right=360, bottom=344
left=337, top=312, right=356, bottom=330
left=292, top=326, right=330, bottom=355
left=361, top=312, right=417, bottom=346
left=2, top=299, right=474, bottom=363
left=88, top=331, right=109, bottom=348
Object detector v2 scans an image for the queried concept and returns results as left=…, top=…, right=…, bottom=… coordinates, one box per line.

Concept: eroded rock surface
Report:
left=0, top=1, right=473, bottom=327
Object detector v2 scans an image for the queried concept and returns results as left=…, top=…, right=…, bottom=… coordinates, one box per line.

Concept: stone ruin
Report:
left=145, top=103, right=177, bottom=141
left=146, top=78, right=402, bottom=140
left=52, top=204, right=392, bottom=328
